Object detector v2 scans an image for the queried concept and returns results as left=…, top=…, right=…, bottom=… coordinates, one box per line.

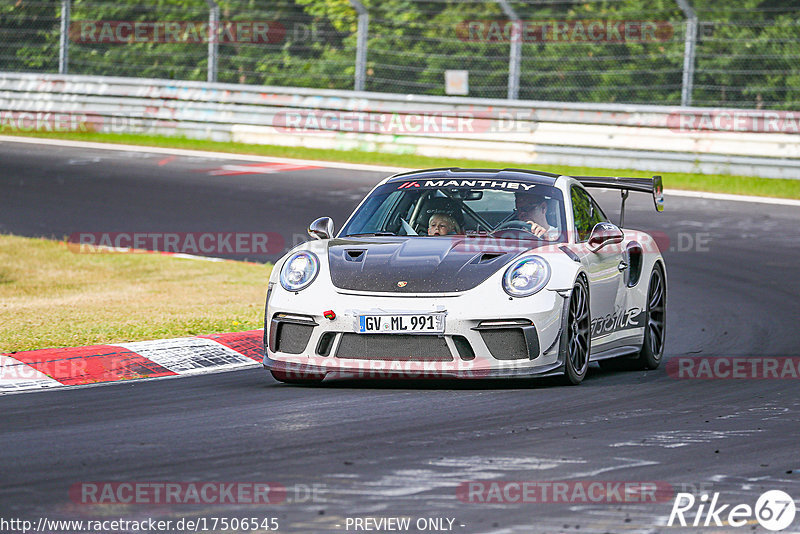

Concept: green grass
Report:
left=0, top=234, right=271, bottom=352
left=6, top=130, right=800, bottom=200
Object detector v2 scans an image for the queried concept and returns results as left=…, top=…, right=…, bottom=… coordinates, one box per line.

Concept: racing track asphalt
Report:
left=1, top=139, right=800, bottom=533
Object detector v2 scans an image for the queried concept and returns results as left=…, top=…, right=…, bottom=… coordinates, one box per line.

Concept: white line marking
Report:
left=2, top=135, right=798, bottom=206
left=667, top=189, right=800, bottom=206
left=169, top=253, right=226, bottom=262
left=0, top=135, right=403, bottom=173
left=77, top=244, right=231, bottom=263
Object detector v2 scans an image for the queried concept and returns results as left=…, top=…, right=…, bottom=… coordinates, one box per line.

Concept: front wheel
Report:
left=561, top=277, right=591, bottom=385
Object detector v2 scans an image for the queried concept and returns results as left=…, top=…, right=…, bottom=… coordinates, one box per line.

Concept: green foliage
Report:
left=1, top=0, right=799, bottom=108
left=1, top=0, right=61, bottom=72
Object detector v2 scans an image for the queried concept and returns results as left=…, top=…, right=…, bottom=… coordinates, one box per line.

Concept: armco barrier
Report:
left=1, top=72, right=798, bottom=179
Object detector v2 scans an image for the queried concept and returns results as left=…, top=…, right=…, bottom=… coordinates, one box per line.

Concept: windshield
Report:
left=340, top=179, right=567, bottom=242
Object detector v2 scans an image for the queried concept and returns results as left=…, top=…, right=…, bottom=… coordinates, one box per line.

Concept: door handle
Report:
left=617, top=261, right=628, bottom=271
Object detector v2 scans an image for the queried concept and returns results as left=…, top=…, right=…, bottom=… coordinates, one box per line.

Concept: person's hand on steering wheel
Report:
left=493, top=220, right=544, bottom=239
left=524, top=220, right=549, bottom=238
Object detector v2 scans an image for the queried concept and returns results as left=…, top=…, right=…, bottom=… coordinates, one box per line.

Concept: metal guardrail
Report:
left=1, top=72, right=798, bottom=179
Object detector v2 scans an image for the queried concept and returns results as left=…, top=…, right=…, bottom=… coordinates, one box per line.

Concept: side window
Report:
left=571, top=187, right=608, bottom=242
left=589, top=195, right=608, bottom=226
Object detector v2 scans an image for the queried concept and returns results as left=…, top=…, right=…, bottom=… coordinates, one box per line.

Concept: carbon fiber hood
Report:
left=327, top=237, right=538, bottom=293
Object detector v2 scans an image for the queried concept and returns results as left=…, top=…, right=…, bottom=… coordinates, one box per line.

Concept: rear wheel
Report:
left=270, top=369, right=325, bottom=385
left=599, top=263, right=666, bottom=371
left=636, top=263, right=666, bottom=369
left=561, top=277, right=591, bottom=385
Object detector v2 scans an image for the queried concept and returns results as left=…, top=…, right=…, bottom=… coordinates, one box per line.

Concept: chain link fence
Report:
left=1, top=0, right=799, bottom=109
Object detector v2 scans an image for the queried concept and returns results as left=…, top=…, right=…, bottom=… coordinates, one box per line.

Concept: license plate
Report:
left=357, top=314, right=445, bottom=334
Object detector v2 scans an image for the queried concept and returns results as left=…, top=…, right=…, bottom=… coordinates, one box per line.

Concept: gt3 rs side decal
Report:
left=590, top=306, right=644, bottom=338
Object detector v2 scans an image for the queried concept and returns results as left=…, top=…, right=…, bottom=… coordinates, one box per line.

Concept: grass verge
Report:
left=0, top=234, right=270, bottom=353
left=4, top=130, right=800, bottom=200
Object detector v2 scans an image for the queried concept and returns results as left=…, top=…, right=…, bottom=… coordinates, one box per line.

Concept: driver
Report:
left=427, top=212, right=461, bottom=236
left=514, top=192, right=559, bottom=241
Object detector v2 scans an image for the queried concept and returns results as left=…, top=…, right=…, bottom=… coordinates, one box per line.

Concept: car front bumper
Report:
left=263, top=284, right=568, bottom=380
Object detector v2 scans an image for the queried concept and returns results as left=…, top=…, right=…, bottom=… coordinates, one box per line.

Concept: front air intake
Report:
left=335, top=334, right=453, bottom=361
left=474, top=320, right=540, bottom=360
left=480, top=329, right=528, bottom=360
left=274, top=323, right=314, bottom=354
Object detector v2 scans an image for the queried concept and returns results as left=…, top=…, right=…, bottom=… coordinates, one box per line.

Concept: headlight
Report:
left=502, top=256, right=550, bottom=297
left=280, top=251, right=319, bottom=291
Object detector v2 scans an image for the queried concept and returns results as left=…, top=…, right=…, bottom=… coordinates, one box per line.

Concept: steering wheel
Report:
left=496, top=220, right=532, bottom=231
left=491, top=220, right=543, bottom=239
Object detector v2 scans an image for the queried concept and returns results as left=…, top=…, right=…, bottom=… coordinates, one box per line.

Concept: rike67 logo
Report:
left=668, top=490, right=796, bottom=531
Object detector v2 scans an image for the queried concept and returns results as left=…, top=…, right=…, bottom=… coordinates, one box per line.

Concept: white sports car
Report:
left=263, top=168, right=666, bottom=385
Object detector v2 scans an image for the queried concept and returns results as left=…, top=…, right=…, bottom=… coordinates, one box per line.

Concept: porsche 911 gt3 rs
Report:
left=263, top=168, right=666, bottom=385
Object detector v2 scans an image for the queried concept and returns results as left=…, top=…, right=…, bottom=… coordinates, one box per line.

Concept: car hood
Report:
left=327, top=236, right=543, bottom=293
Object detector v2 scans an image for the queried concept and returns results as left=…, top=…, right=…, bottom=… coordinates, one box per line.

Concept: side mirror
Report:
left=587, top=222, right=624, bottom=252
left=653, top=175, right=664, bottom=212
left=308, top=217, right=334, bottom=240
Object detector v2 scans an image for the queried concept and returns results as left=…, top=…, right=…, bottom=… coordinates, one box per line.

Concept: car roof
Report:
left=384, top=168, right=560, bottom=187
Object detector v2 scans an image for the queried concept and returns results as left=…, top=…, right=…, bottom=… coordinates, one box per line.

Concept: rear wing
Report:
left=573, top=175, right=664, bottom=227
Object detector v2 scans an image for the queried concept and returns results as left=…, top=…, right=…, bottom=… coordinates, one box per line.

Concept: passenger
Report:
left=427, top=212, right=461, bottom=236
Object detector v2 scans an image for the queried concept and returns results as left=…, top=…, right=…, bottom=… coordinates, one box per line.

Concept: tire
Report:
left=561, top=276, right=591, bottom=385
left=599, top=263, right=666, bottom=372
left=635, top=263, right=667, bottom=369
left=270, top=369, right=325, bottom=385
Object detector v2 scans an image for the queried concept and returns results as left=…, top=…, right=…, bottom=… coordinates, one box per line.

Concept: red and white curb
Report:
left=0, top=330, right=263, bottom=394
left=58, top=240, right=262, bottom=265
